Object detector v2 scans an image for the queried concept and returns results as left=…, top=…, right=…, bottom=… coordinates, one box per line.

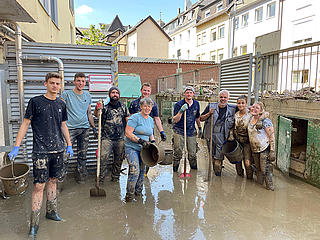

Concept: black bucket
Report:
left=141, top=143, right=159, bottom=167
left=221, top=140, right=243, bottom=164
left=0, top=163, right=30, bottom=196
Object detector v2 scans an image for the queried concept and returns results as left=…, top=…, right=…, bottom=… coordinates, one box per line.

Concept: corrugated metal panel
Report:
left=4, top=42, right=115, bottom=172
left=219, top=54, right=253, bottom=103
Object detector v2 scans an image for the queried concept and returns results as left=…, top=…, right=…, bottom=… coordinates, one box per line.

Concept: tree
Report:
left=76, top=25, right=108, bottom=46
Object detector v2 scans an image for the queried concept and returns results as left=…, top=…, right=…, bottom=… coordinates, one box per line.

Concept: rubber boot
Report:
left=125, top=193, right=134, bottom=202
left=214, top=160, right=222, bottom=176
left=28, top=209, right=40, bottom=240
left=235, top=162, right=244, bottom=177
left=173, top=162, right=179, bottom=172
left=45, top=198, right=61, bottom=221
left=244, top=160, right=253, bottom=179
left=265, top=174, right=274, bottom=191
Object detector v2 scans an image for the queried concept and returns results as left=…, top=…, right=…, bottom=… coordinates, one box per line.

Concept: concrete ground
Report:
left=1, top=138, right=320, bottom=240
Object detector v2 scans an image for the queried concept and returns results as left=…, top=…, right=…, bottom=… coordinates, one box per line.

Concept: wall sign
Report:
left=89, top=74, right=113, bottom=92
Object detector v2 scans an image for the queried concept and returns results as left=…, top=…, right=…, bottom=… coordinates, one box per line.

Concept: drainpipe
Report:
left=20, top=55, right=65, bottom=92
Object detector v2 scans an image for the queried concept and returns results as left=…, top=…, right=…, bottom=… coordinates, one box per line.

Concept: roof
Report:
left=107, top=15, right=125, bottom=33
left=115, top=15, right=171, bottom=43
left=119, top=56, right=216, bottom=65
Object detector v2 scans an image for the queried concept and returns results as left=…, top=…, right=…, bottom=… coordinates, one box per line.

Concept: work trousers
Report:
left=252, top=147, right=273, bottom=190
left=172, top=132, right=197, bottom=169
left=126, top=147, right=145, bottom=195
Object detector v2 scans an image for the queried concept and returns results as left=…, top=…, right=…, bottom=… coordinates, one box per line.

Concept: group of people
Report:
left=7, top=71, right=275, bottom=239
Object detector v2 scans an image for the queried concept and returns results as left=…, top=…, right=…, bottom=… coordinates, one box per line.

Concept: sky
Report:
left=75, top=0, right=196, bottom=28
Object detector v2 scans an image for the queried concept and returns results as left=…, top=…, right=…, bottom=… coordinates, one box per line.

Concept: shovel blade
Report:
left=90, top=186, right=106, bottom=197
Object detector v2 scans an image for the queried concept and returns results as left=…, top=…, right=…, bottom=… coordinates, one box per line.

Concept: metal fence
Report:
left=260, top=41, right=320, bottom=94
left=157, top=65, right=219, bottom=95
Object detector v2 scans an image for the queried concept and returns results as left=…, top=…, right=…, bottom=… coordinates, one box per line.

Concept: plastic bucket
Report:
left=141, top=143, right=159, bottom=167
left=0, top=163, right=30, bottom=195
left=221, top=140, right=243, bottom=164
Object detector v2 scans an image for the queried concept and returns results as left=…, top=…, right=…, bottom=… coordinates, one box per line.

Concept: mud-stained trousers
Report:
left=211, top=122, right=226, bottom=175
left=172, top=132, right=198, bottom=171
left=239, top=142, right=253, bottom=179
left=67, top=128, right=90, bottom=180
left=252, top=147, right=274, bottom=190
left=125, top=147, right=145, bottom=196
left=100, top=138, right=125, bottom=181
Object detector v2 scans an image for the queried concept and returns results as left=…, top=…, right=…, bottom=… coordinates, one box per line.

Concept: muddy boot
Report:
left=173, top=162, right=179, bottom=173
left=125, top=193, right=134, bottom=202
left=235, top=162, right=244, bottom=177
left=265, top=174, right=274, bottom=191
left=256, top=171, right=264, bottom=185
left=214, top=160, right=222, bottom=176
left=75, top=169, right=85, bottom=184
left=135, top=191, right=142, bottom=197
left=45, top=198, right=61, bottom=221
left=28, top=209, right=40, bottom=240
left=244, top=160, right=253, bottom=179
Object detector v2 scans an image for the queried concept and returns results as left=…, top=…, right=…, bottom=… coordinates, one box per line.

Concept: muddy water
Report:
left=1, top=139, right=320, bottom=239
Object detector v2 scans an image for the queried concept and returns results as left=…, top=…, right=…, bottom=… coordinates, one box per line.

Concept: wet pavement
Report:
left=1, top=139, right=320, bottom=240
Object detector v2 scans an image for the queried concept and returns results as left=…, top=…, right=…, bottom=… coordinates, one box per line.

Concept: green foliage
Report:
left=76, top=25, right=108, bottom=46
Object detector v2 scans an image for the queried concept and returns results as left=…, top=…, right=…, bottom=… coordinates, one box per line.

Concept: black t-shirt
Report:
left=25, top=95, right=68, bottom=153
left=218, top=106, right=227, bottom=121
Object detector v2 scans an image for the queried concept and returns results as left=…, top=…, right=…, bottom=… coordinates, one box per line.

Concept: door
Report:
left=306, top=119, right=320, bottom=186
left=276, top=116, right=292, bottom=175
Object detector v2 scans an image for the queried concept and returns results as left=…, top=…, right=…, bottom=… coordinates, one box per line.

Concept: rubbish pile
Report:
left=262, top=87, right=320, bottom=102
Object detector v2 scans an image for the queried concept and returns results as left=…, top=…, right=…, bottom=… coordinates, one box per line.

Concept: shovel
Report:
left=179, top=110, right=191, bottom=178
left=90, top=99, right=106, bottom=197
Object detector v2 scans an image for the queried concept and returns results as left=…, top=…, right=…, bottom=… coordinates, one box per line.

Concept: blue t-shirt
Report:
left=129, top=97, right=159, bottom=118
left=173, top=99, right=200, bottom=137
left=61, top=90, right=92, bottom=129
left=125, top=113, right=154, bottom=151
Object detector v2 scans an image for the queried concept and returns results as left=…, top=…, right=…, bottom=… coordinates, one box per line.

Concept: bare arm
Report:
left=13, top=118, right=31, bottom=146
left=154, top=116, right=164, bottom=132
left=61, top=121, right=72, bottom=146
left=125, top=125, right=140, bottom=143
left=196, top=118, right=201, bottom=128
left=150, top=134, right=155, bottom=141
left=200, top=108, right=214, bottom=122
left=265, top=126, right=275, bottom=151
left=87, top=104, right=95, bottom=128
left=173, top=111, right=183, bottom=123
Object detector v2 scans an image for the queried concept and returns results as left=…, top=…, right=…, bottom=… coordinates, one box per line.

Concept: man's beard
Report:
left=110, top=96, right=119, bottom=104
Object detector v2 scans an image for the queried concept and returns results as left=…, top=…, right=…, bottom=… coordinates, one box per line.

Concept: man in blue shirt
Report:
left=129, top=82, right=166, bottom=141
left=172, top=86, right=201, bottom=172
left=61, top=72, right=96, bottom=183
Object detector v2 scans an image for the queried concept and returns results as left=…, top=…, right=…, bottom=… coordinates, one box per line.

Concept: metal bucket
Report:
left=221, top=140, right=243, bottom=164
left=141, top=143, right=159, bottom=167
left=158, top=148, right=173, bottom=165
left=0, top=163, right=30, bottom=195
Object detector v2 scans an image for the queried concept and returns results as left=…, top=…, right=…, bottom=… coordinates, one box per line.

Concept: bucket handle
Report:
left=11, top=157, right=16, bottom=178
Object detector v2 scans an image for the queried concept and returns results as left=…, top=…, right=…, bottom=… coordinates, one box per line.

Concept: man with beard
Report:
left=95, top=87, right=129, bottom=182
left=61, top=72, right=96, bottom=183
left=200, top=90, right=236, bottom=176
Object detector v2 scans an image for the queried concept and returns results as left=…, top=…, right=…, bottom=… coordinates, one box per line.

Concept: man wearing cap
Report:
left=200, top=90, right=236, bottom=176
left=61, top=72, right=96, bottom=183
left=172, top=86, right=201, bottom=172
left=129, top=82, right=166, bottom=141
left=95, top=87, right=129, bottom=182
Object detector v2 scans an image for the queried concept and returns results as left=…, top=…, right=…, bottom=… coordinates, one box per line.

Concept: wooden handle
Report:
left=97, top=99, right=102, bottom=179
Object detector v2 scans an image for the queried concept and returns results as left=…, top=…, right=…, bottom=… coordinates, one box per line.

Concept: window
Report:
left=202, top=32, right=206, bottom=44
left=70, top=24, right=74, bottom=43
left=210, top=28, right=217, bottom=41
left=205, top=9, right=210, bottom=18
left=293, top=70, right=309, bottom=83
left=39, top=0, right=58, bottom=26
left=267, top=2, right=276, bottom=18
left=235, top=17, right=239, bottom=29
left=187, top=50, right=190, bottom=60
left=242, top=13, right=249, bottom=27
left=197, top=34, right=201, bottom=46
left=240, top=45, right=247, bottom=55
left=197, top=55, right=201, bottom=60
left=255, top=7, right=263, bottom=22
left=173, top=37, right=175, bottom=46
left=69, top=0, right=74, bottom=15
left=201, top=53, right=206, bottom=60
left=217, top=3, right=223, bottom=12
left=218, top=25, right=225, bottom=39
left=233, top=47, right=238, bottom=57
left=179, top=34, right=182, bottom=44
left=187, top=30, right=191, bottom=41
left=210, top=51, right=216, bottom=62
left=217, top=49, right=224, bottom=62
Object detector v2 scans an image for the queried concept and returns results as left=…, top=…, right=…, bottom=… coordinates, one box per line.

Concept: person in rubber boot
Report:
left=248, top=102, right=275, bottom=191
left=172, top=86, right=201, bottom=172
left=94, top=87, right=129, bottom=183
left=124, top=97, right=155, bottom=202
left=8, top=72, right=73, bottom=239
left=200, top=90, right=236, bottom=176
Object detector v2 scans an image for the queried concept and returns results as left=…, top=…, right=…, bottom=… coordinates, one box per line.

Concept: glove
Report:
left=179, top=103, right=188, bottom=113
left=93, top=127, right=98, bottom=139
left=256, top=120, right=263, bottom=130
left=160, top=131, right=167, bottom=141
left=269, top=150, right=276, bottom=162
left=138, top=138, right=150, bottom=148
left=8, top=146, right=19, bottom=160
left=228, top=130, right=235, bottom=141
left=197, top=127, right=202, bottom=138
left=66, top=146, right=74, bottom=157
left=95, top=102, right=104, bottom=111
left=150, top=140, right=156, bottom=144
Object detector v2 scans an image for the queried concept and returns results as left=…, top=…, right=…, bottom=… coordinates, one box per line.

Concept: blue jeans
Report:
left=125, top=147, right=145, bottom=195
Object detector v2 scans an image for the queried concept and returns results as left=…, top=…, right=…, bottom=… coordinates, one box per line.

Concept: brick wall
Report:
left=118, top=61, right=219, bottom=94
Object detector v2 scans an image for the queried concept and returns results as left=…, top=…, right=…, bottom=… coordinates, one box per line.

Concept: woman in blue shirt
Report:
left=124, top=97, right=155, bottom=202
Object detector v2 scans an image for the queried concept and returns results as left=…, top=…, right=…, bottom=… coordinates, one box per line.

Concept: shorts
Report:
left=32, top=152, right=64, bottom=184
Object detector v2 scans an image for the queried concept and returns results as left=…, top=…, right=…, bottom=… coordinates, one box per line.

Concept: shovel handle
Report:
left=96, top=99, right=103, bottom=183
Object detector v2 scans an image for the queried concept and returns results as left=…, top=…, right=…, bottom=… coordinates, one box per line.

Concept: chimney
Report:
left=178, top=8, right=181, bottom=14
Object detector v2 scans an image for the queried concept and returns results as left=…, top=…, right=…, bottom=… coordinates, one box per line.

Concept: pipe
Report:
left=20, top=55, right=65, bottom=92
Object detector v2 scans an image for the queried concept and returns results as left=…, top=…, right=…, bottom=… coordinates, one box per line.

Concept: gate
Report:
left=2, top=42, right=116, bottom=172
left=219, top=54, right=253, bottom=103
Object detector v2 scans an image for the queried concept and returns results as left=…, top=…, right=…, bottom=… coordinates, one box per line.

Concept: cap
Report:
left=108, top=86, right=120, bottom=97
left=184, top=86, right=195, bottom=93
